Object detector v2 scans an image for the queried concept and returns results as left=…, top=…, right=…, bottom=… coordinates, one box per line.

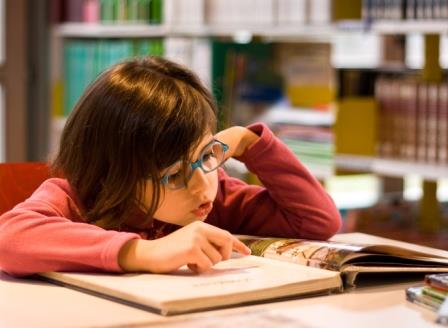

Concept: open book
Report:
left=37, top=233, right=448, bottom=315
left=240, top=232, right=448, bottom=286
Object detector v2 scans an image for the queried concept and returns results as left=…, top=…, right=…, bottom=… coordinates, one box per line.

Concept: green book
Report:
left=127, top=0, right=140, bottom=23
left=150, top=0, right=162, bottom=24
left=139, top=0, right=151, bottom=23
left=100, top=0, right=115, bottom=22
left=423, top=286, right=448, bottom=302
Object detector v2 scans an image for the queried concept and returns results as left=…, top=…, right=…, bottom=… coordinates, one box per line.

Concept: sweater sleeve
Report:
left=206, top=122, right=342, bottom=240
left=0, top=178, right=140, bottom=276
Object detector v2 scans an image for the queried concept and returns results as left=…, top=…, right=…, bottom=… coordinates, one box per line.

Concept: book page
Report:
left=331, top=233, right=448, bottom=259
left=240, top=233, right=448, bottom=272
left=240, top=237, right=370, bottom=271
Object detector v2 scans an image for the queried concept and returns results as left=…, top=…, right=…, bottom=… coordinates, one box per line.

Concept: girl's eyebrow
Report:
left=191, top=137, right=214, bottom=162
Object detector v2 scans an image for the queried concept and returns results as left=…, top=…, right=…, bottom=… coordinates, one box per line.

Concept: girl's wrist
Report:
left=118, top=239, right=143, bottom=272
left=237, top=129, right=259, bottom=158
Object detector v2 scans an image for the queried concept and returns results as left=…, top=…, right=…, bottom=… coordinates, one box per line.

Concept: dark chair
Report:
left=0, top=162, right=49, bottom=215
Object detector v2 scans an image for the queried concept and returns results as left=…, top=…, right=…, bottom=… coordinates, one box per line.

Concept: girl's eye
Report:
left=202, top=151, right=214, bottom=162
left=167, top=171, right=184, bottom=187
left=168, top=170, right=183, bottom=180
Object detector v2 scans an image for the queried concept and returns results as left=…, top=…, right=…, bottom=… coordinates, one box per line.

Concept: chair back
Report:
left=0, top=162, right=49, bottom=215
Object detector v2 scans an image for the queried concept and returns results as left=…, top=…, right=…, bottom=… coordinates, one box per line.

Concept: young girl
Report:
left=0, top=56, right=341, bottom=276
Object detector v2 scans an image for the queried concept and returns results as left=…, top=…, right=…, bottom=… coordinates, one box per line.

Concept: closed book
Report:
left=426, top=273, right=448, bottom=292
left=39, top=255, right=342, bottom=315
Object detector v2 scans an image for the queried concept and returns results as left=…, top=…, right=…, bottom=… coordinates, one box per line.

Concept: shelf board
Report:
left=54, top=23, right=342, bottom=41
left=372, top=20, right=448, bottom=34
left=54, top=23, right=169, bottom=38
left=258, top=107, right=334, bottom=126
left=336, top=154, right=448, bottom=181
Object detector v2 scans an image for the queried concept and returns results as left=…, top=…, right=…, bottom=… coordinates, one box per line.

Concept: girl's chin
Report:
left=158, top=215, right=208, bottom=226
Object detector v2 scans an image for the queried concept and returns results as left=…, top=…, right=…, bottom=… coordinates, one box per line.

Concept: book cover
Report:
left=38, top=255, right=342, bottom=315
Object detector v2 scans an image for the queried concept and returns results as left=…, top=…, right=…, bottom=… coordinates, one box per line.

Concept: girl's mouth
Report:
left=191, top=202, right=213, bottom=217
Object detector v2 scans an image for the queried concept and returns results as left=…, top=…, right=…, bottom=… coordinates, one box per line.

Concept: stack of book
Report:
left=256, top=105, right=334, bottom=179
left=407, top=273, right=448, bottom=312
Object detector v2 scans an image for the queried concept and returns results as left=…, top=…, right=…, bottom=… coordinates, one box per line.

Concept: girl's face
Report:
left=143, top=133, right=220, bottom=226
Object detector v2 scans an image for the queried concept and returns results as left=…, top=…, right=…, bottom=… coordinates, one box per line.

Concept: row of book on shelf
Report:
left=55, top=0, right=335, bottom=26
left=363, top=0, right=448, bottom=20
left=60, top=37, right=211, bottom=117
left=375, top=76, right=448, bottom=165
left=62, top=38, right=163, bottom=116
left=53, top=0, right=163, bottom=24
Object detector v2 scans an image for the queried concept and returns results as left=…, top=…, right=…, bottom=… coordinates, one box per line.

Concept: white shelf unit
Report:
left=336, top=154, right=448, bottom=182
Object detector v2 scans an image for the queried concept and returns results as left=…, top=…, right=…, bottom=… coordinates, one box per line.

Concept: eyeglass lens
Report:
left=165, top=141, right=226, bottom=189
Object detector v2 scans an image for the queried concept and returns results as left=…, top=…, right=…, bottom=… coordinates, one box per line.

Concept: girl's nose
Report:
left=187, top=168, right=209, bottom=194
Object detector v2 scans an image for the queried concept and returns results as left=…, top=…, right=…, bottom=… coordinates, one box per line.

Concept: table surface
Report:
left=1, top=233, right=445, bottom=328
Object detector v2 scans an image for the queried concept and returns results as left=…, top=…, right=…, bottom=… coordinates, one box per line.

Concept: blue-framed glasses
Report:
left=160, top=139, right=229, bottom=190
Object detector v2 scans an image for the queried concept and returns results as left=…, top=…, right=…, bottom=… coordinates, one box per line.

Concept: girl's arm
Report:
left=209, top=122, right=342, bottom=240
left=0, top=178, right=140, bottom=276
left=118, top=221, right=250, bottom=274
left=0, top=178, right=250, bottom=276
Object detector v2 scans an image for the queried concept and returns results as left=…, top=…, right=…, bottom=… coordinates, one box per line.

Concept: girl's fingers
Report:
left=200, top=240, right=223, bottom=265
left=201, top=224, right=251, bottom=257
left=188, top=248, right=214, bottom=273
left=231, top=238, right=251, bottom=255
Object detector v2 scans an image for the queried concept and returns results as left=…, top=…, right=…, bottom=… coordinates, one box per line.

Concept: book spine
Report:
left=100, top=0, right=115, bottom=22
left=83, top=0, right=100, bottom=23
left=427, top=83, right=439, bottom=163
left=66, top=0, right=84, bottom=22
left=407, top=0, right=416, bottom=19
left=438, top=82, right=448, bottom=164
left=401, top=79, right=418, bottom=160
left=417, top=82, right=428, bottom=162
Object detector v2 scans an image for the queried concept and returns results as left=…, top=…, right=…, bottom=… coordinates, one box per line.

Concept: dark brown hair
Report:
left=52, top=56, right=217, bottom=229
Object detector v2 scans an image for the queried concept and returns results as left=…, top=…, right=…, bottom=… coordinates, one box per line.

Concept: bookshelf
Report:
left=48, top=0, right=448, bottom=237
left=350, top=1, right=448, bottom=234
left=49, top=0, right=353, bottom=176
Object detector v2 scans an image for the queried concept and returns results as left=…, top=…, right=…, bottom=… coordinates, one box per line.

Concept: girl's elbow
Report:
left=0, top=236, right=32, bottom=277
left=321, top=209, right=343, bottom=239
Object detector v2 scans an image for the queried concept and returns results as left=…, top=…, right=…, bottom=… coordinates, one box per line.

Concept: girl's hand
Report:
left=118, top=221, right=251, bottom=274
left=214, top=126, right=259, bottom=159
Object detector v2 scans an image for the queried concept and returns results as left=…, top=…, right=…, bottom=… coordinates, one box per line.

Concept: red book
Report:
left=438, top=82, right=448, bottom=164
left=417, top=82, right=428, bottom=162
left=400, top=79, right=418, bottom=160
left=426, top=83, right=439, bottom=164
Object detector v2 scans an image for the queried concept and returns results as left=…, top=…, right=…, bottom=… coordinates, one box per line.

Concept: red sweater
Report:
left=0, top=123, right=341, bottom=276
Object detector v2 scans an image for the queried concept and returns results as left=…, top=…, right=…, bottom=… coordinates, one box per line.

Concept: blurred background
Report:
left=2, top=0, right=448, bottom=247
